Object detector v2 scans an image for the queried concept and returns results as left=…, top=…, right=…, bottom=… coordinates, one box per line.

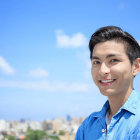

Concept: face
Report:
left=91, top=40, right=137, bottom=97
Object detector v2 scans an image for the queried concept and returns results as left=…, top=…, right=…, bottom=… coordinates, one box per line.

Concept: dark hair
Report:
left=89, top=26, right=140, bottom=64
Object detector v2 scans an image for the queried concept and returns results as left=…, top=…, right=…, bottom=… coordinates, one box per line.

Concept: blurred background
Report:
left=0, top=0, right=140, bottom=139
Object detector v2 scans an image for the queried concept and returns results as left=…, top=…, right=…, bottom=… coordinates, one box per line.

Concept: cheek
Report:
left=91, top=70, right=95, bottom=80
left=111, top=65, right=132, bottom=79
left=91, top=69, right=98, bottom=83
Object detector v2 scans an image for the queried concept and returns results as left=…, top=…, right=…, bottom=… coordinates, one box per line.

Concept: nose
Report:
left=99, top=63, right=110, bottom=75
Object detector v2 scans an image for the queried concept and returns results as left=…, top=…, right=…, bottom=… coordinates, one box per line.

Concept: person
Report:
left=75, top=26, right=140, bottom=140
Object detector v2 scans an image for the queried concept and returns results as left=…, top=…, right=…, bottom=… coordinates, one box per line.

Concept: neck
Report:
left=108, top=87, right=133, bottom=119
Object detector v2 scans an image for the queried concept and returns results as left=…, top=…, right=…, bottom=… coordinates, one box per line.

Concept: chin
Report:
left=100, top=89, right=116, bottom=96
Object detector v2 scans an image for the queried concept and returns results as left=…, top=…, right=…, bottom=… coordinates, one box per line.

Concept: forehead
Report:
left=92, top=40, right=127, bottom=57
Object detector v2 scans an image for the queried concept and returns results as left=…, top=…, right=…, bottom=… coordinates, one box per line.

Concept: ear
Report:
left=132, top=58, right=140, bottom=76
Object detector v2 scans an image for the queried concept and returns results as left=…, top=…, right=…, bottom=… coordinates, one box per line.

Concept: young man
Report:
left=75, top=26, right=140, bottom=140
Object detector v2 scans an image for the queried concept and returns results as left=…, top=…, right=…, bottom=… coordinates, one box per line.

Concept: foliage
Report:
left=2, top=135, right=16, bottom=140
left=25, top=129, right=46, bottom=140
left=47, top=135, right=60, bottom=140
left=53, top=131, right=57, bottom=134
left=46, top=133, right=59, bottom=140
left=59, top=130, right=65, bottom=135
left=2, top=129, right=60, bottom=140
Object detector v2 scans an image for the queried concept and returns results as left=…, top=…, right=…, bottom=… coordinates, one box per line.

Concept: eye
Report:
left=110, top=59, right=119, bottom=63
left=92, top=60, right=100, bottom=65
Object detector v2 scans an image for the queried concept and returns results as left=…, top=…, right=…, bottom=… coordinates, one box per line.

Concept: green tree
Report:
left=59, top=130, right=65, bottom=135
left=2, top=135, right=16, bottom=140
left=47, top=135, right=59, bottom=140
left=25, top=129, right=46, bottom=140
left=46, top=133, right=59, bottom=140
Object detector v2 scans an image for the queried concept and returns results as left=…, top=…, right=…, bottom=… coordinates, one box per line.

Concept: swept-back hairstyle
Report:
left=89, top=26, right=140, bottom=64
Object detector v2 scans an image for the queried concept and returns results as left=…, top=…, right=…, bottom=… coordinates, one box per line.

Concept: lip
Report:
left=99, top=79, right=116, bottom=86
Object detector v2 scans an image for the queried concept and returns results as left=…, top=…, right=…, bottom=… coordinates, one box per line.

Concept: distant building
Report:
left=0, top=116, right=84, bottom=140
left=42, top=120, right=53, bottom=131
left=66, top=115, right=72, bottom=122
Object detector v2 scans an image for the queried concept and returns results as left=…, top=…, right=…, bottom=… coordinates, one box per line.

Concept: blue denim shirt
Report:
left=75, top=90, right=140, bottom=140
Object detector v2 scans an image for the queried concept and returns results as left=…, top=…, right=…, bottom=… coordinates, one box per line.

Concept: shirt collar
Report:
left=92, top=89, right=140, bottom=118
left=92, top=100, right=109, bottom=118
left=121, top=89, right=140, bottom=114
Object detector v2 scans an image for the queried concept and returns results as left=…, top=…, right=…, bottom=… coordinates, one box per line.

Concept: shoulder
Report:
left=81, top=111, right=101, bottom=128
left=75, top=111, right=100, bottom=140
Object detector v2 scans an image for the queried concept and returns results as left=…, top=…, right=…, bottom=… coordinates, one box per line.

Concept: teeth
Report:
left=101, top=80, right=114, bottom=83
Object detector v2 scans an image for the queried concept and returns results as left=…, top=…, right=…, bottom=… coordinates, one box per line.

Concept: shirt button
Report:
left=102, top=129, right=106, bottom=133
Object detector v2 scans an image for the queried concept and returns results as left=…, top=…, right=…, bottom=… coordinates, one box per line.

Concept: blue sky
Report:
left=0, top=0, right=140, bottom=121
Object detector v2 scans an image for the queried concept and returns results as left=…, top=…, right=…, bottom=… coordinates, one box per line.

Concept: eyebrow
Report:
left=91, top=54, right=122, bottom=60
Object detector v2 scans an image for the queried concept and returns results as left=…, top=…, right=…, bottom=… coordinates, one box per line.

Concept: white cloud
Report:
left=0, top=79, right=92, bottom=92
left=29, top=68, right=49, bottom=78
left=0, top=56, right=15, bottom=75
left=56, top=30, right=88, bottom=48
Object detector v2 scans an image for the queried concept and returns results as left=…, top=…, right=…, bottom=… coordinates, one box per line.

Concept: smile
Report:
left=99, top=79, right=116, bottom=85
left=100, top=79, right=115, bottom=83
